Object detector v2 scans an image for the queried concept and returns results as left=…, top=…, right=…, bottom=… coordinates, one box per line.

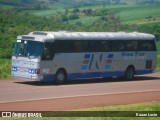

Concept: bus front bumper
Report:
left=12, top=73, right=43, bottom=81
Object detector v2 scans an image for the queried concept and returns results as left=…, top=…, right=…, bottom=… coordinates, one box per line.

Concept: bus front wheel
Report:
left=55, top=69, right=67, bottom=84
left=125, top=66, right=135, bottom=80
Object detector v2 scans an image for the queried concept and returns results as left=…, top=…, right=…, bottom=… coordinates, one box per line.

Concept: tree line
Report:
left=0, top=0, right=50, bottom=11
left=0, top=8, right=160, bottom=59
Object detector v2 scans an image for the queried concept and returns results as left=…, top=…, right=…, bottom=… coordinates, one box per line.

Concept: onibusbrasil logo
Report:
left=1, top=112, right=42, bottom=118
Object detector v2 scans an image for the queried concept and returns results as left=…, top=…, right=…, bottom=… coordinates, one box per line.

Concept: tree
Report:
left=68, top=13, right=79, bottom=20
left=64, top=8, right=69, bottom=15
left=72, top=8, right=80, bottom=14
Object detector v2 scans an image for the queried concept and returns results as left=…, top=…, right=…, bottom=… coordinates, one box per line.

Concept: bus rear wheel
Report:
left=125, top=66, right=135, bottom=80
left=55, top=69, right=67, bottom=84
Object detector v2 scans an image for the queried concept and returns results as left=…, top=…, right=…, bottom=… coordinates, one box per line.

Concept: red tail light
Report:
left=35, top=68, right=40, bottom=74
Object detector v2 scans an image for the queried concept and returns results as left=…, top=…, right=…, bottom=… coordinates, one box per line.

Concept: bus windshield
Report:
left=13, top=40, right=43, bottom=59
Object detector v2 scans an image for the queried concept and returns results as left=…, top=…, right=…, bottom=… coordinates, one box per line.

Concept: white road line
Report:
left=0, top=89, right=160, bottom=104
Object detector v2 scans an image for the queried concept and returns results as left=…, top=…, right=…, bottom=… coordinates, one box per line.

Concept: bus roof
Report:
left=17, top=31, right=155, bottom=42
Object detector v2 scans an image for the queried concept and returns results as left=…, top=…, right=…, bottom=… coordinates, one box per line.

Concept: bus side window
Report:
left=125, top=40, right=138, bottom=51
left=96, top=40, right=106, bottom=52
left=42, top=43, right=54, bottom=60
left=140, top=40, right=156, bottom=51
left=106, top=41, right=111, bottom=52
left=74, top=41, right=83, bottom=52
left=110, top=40, right=124, bottom=51
left=84, top=40, right=95, bottom=52
left=83, top=41, right=89, bottom=52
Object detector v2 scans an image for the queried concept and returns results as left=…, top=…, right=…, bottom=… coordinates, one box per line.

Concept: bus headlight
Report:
left=12, top=67, right=17, bottom=72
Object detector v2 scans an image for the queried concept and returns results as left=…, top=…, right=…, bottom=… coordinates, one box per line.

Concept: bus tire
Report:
left=55, top=69, right=67, bottom=84
left=125, top=66, right=135, bottom=80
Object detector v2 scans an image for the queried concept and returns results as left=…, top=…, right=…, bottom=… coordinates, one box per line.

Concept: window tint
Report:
left=74, top=41, right=84, bottom=52
left=95, top=40, right=107, bottom=52
left=42, top=42, right=55, bottom=60
left=139, top=40, right=156, bottom=51
left=54, top=40, right=108, bottom=53
left=110, top=40, right=125, bottom=51
left=44, top=39, right=156, bottom=55
left=125, top=40, right=138, bottom=51
left=110, top=40, right=156, bottom=51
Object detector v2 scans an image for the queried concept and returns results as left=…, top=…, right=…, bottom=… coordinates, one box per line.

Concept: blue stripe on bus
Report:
left=67, top=71, right=124, bottom=80
left=67, top=70, right=153, bottom=80
left=42, top=70, right=153, bottom=81
left=42, top=75, right=54, bottom=81
left=135, top=70, right=153, bottom=75
left=89, top=54, right=94, bottom=70
left=68, top=72, right=103, bottom=80
left=84, top=54, right=91, bottom=59
left=108, top=54, right=113, bottom=59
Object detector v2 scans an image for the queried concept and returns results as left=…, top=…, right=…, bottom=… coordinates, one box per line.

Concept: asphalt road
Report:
left=0, top=72, right=160, bottom=111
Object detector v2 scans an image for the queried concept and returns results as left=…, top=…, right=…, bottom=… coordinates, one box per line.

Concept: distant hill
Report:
left=57, top=0, right=160, bottom=6
left=0, top=0, right=51, bottom=5
left=0, top=0, right=55, bottom=10
left=0, top=0, right=160, bottom=7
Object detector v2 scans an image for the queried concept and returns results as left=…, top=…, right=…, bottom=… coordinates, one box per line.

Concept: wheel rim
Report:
left=126, top=68, right=134, bottom=80
left=57, top=73, right=65, bottom=81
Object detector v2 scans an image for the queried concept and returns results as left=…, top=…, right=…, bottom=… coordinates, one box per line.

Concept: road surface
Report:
left=0, top=72, right=160, bottom=111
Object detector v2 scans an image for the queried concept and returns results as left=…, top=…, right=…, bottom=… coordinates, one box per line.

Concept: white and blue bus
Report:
left=12, top=31, right=157, bottom=84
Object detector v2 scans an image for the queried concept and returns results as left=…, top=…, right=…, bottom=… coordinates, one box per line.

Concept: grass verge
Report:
left=77, top=101, right=160, bottom=111
left=156, top=41, right=160, bottom=71
left=0, top=59, right=11, bottom=79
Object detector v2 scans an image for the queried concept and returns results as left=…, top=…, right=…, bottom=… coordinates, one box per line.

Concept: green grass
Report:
left=157, top=41, right=160, bottom=55
left=114, top=5, right=160, bottom=23
left=77, top=101, right=160, bottom=111
left=0, top=59, right=11, bottom=79
left=70, top=16, right=99, bottom=25
left=23, top=2, right=66, bottom=16
left=106, top=5, right=159, bottom=23
left=1, top=3, right=160, bottom=25
left=157, top=41, right=160, bottom=71
left=67, top=4, right=160, bottom=25
left=23, top=9, right=63, bottom=16
left=157, top=56, right=160, bottom=71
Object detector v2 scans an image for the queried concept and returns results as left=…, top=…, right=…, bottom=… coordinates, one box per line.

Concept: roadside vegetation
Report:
left=0, top=59, right=11, bottom=79
left=0, top=3, right=160, bottom=79
left=157, top=41, right=160, bottom=71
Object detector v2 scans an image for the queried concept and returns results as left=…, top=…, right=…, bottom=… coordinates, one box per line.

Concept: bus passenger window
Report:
left=126, top=41, right=138, bottom=51
left=106, top=41, right=111, bottom=51
left=74, top=41, right=83, bottom=52
left=110, top=40, right=123, bottom=51
left=141, top=41, right=156, bottom=51
left=42, top=43, right=54, bottom=60
left=96, top=40, right=106, bottom=52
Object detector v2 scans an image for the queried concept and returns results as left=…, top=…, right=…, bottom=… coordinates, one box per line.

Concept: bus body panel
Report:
left=37, top=51, right=156, bottom=81
left=12, top=52, right=156, bottom=81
